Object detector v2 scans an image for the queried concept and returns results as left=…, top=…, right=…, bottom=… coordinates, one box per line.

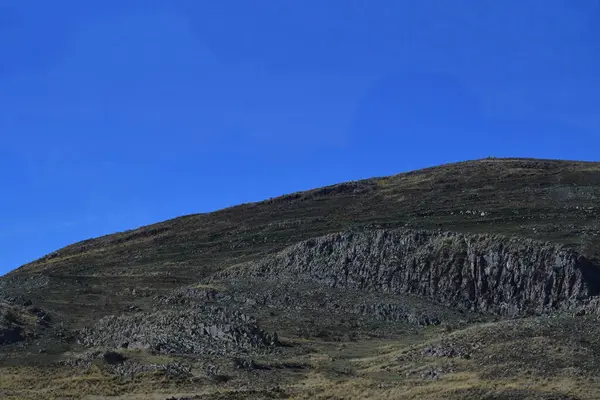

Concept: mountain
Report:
left=1, top=157, right=600, bottom=400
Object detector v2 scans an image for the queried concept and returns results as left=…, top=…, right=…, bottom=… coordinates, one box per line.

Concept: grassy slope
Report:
left=3, top=316, right=600, bottom=400
left=3, top=158, right=600, bottom=325
left=2, top=157, right=600, bottom=399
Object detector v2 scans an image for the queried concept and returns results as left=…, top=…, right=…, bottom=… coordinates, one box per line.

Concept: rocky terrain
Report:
left=0, top=299, right=49, bottom=345
left=1, top=158, right=600, bottom=399
left=217, top=229, right=599, bottom=316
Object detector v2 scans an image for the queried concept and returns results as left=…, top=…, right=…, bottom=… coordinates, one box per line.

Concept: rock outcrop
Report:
left=216, top=229, right=600, bottom=316
left=0, top=324, right=23, bottom=345
left=78, top=305, right=279, bottom=356
left=158, top=277, right=472, bottom=328
left=0, top=300, right=50, bottom=345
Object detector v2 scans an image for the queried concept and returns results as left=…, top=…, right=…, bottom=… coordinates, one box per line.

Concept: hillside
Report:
left=2, top=157, right=600, bottom=400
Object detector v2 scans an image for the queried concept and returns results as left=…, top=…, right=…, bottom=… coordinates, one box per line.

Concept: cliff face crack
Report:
left=217, top=229, right=600, bottom=316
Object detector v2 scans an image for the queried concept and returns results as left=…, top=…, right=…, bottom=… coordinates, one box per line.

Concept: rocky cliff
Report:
left=217, top=229, right=600, bottom=316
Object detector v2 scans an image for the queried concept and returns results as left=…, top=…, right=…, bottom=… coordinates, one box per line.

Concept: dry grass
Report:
left=4, top=319, right=600, bottom=400
left=0, top=364, right=202, bottom=400
left=289, top=371, right=599, bottom=400
left=288, top=316, right=600, bottom=399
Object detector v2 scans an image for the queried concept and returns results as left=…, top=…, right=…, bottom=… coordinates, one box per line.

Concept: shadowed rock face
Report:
left=218, top=229, right=600, bottom=316
left=0, top=325, right=23, bottom=345
left=1, top=300, right=50, bottom=345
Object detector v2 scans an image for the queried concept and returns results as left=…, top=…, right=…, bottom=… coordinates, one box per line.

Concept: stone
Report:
left=78, top=305, right=280, bottom=356
left=103, top=351, right=126, bottom=365
left=216, top=229, right=600, bottom=317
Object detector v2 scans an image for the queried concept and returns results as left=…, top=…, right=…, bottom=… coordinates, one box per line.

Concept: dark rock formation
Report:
left=0, top=300, right=50, bottom=345
left=78, top=305, right=279, bottom=356
left=225, top=277, right=457, bottom=326
left=0, top=325, right=23, bottom=345
left=352, top=302, right=442, bottom=326
left=217, top=229, right=600, bottom=316
left=103, top=350, right=126, bottom=365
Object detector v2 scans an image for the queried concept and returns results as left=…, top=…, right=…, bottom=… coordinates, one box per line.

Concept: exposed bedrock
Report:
left=217, top=229, right=600, bottom=316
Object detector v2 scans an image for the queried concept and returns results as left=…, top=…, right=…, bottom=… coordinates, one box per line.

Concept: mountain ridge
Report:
left=2, top=157, right=600, bottom=399
left=8, top=157, right=600, bottom=278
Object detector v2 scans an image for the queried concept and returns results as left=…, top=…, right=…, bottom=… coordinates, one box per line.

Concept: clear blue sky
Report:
left=1, top=1, right=599, bottom=274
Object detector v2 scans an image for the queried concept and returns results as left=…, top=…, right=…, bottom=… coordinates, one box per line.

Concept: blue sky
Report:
left=1, top=1, right=599, bottom=274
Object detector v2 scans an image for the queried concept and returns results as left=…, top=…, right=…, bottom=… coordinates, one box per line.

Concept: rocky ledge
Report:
left=215, top=229, right=600, bottom=316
